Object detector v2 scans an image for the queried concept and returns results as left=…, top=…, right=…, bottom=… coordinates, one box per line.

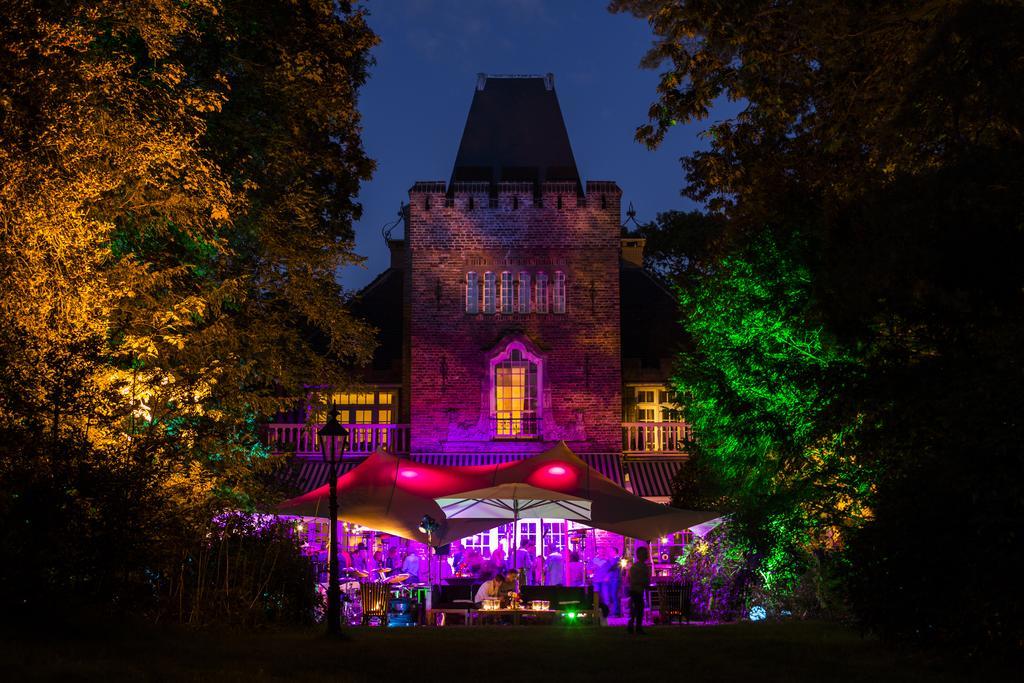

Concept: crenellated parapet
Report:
left=408, top=180, right=621, bottom=213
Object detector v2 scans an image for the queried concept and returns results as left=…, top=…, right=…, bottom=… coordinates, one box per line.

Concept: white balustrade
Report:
left=621, top=422, right=692, bottom=454
left=266, top=423, right=410, bottom=456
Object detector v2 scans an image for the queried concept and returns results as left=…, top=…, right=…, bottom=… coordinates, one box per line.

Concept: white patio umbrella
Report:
left=435, top=483, right=592, bottom=570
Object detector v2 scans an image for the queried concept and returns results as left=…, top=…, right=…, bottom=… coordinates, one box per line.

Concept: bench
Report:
left=429, top=583, right=482, bottom=625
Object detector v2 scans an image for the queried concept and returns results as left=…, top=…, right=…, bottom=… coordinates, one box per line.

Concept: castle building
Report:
left=270, top=74, right=691, bottom=541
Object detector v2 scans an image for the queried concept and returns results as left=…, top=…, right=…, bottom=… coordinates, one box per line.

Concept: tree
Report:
left=613, top=0, right=1024, bottom=649
left=0, top=0, right=377, bottom=619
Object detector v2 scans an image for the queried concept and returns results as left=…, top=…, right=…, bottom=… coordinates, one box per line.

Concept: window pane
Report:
left=466, top=272, right=479, bottom=314
left=500, top=271, right=512, bottom=313
left=483, top=272, right=495, bottom=314
left=518, top=272, right=531, bottom=313
left=553, top=271, right=566, bottom=313
left=536, top=272, right=548, bottom=313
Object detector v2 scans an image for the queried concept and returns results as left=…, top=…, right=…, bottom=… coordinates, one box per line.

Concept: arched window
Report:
left=500, top=271, right=512, bottom=314
left=517, top=271, right=531, bottom=313
left=553, top=271, right=566, bottom=313
left=536, top=272, right=548, bottom=313
left=491, top=344, right=541, bottom=438
left=483, top=272, right=496, bottom=314
left=466, top=271, right=479, bottom=314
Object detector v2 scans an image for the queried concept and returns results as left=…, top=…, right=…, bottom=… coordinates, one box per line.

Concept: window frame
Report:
left=536, top=272, right=549, bottom=313
left=553, top=271, right=566, bottom=314
left=483, top=271, right=496, bottom=314
left=517, top=271, right=531, bottom=313
left=488, top=340, right=544, bottom=440
left=500, top=271, right=512, bottom=314
left=466, top=271, right=479, bottom=314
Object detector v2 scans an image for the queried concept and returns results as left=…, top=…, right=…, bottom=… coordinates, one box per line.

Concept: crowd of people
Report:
left=307, top=531, right=657, bottom=628
left=309, top=532, right=656, bottom=625
left=313, top=541, right=424, bottom=583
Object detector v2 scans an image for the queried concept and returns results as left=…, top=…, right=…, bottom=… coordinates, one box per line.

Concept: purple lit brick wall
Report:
left=407, top=181, right=622, bottom=454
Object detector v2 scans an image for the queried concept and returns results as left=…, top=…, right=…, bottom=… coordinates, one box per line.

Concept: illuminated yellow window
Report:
left=494, top=349, right=538, bottom=437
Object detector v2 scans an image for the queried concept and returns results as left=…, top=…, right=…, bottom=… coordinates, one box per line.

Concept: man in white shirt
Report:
left=401, top=549, right=421, bottom=583
left=545, top=545, right=564, bottom=586
left=474, top=569, right=519, bottom=605
left=474, top=574, right=505, bottom=604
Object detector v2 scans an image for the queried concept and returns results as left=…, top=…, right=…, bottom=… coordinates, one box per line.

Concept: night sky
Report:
left=343, top=0, right=740, bottom=291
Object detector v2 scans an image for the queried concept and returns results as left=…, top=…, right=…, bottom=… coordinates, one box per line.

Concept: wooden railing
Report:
left=622, top=422, right=692, bottom=454
left=266, top=423, right=410, bottom=456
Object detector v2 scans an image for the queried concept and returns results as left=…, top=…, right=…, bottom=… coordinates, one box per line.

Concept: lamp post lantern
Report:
left=319, top=407, right=349, bottom=636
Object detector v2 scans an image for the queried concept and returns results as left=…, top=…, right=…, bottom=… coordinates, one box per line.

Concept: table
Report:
left=472, top=608, right=563, bottom=626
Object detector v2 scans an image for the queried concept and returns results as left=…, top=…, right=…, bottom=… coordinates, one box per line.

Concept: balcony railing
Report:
left=622, top=422, right=692, bottom=454
left=267, top=420, right=690, bottom=456
left=266, top=423, right=410, bottom=457
left=491, top=415, right=541, bottom=439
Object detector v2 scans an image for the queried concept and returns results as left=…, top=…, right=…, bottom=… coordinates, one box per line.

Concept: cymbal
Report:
left=352, top=569, right=369, bottom=578
left=385, top=573, right=411, bottom=584
left=375, top=567, right=392, bottom=573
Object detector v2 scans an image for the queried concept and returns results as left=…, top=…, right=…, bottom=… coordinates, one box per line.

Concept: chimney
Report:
left=387, top=238, right=406, bottom=270
left=621, top=237, right=646, bottom=268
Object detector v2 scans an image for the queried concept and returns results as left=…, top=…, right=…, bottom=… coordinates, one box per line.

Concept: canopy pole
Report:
left=513, top=505, right=519, bottom=572
left=563, top=518, right=570, bottom=587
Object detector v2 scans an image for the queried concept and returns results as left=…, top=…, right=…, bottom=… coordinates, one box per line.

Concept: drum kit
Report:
left=332, top=566, right=421, bottom=625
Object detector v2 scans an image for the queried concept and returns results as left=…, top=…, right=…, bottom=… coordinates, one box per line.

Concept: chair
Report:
left=360, top=582, right=391, bottom=626
left=656, top=582, right=691, bottom=624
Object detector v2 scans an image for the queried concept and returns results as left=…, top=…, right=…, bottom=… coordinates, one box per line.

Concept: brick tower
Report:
left=406, top=74, right=622, bottom=457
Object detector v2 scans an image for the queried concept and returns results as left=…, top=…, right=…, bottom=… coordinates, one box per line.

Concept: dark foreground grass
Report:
left=2, top=620, right=1015, bottom=682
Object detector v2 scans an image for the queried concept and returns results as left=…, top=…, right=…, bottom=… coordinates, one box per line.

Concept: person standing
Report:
left=491, top=545, right=506, bottom=574
left=532, top=551, right=545, bottom=586
left=515, top=540, right=533, bottom=583
left=544, top=545, right=564, bottom=586
left=608, top=548, right=624, bottom=617
left=385, top=546, right=400, bottom=571
left=351, top=542, right=369, bottom=571
left=627, top=546, right=651, bottom=635
left=568, top=551, right=584, bottom=586
left=402, top=548, right=421, bottom=583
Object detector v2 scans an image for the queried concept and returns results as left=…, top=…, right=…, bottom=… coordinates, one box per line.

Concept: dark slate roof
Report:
left=620, top=265, right=684, bottom=382
left=350, top=266, right=404, bottom=384
left=450, top=74, right=580, bottom=188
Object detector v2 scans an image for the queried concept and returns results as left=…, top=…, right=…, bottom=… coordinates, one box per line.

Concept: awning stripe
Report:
left=280, top=459, right=364, bottom=493
left=409, top=453, right=533, bottom=467
left=625, top=459, right=686, bottom=498
left=580, top=452, right=624, bottom=487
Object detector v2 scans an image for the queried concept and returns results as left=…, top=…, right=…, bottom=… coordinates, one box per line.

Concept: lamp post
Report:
left=319, top=407, right=349, bottom=636
left=418, top=514, right=440, bottom=586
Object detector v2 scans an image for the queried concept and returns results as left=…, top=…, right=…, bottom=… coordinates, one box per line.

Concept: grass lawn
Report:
left=2, top=620, right=1014, bottom=682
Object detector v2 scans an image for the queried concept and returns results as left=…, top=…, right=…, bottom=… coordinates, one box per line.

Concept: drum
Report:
left=387, top=596, right=418, bottom=627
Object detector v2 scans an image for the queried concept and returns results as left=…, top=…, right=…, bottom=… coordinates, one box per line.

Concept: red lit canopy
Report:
left=276, top=442, right=719, bottom=546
